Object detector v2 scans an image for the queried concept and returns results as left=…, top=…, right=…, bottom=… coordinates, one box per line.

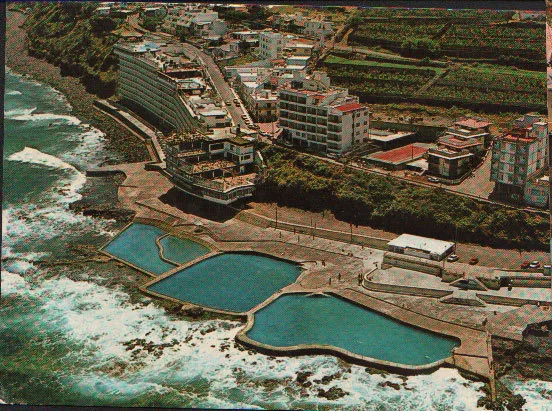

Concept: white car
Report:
left=529, top=261, right=541, bottom=269
left=447, top=254, right=459, bottom=262
left=428, top=176, right=440, bottom=183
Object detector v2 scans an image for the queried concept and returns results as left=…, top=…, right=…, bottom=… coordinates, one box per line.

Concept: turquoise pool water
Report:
left=148, top=253, right=302, bottom=312
left=247, top=294, right=459, bottom=365
left=159, top=235, right=210, bottom=265
left=103, top=223, right=175, bottom=275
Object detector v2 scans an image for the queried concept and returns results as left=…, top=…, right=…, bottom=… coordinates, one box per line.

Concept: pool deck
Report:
left=91, top=161, right=551, bottom=392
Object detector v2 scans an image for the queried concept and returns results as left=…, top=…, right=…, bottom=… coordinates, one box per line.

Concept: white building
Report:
left=258, top=32, right=285, bottom=60
left=387, top=234, right=456, bottom=261
left=304, top=19, right=334, bottom=39
left=278, top=71, right=370, bottom=154
left=114, top=41, right=201, bottom=132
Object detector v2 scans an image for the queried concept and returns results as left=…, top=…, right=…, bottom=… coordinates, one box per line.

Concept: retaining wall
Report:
left=236, top=210, right=390, bottom=249
left=363, top=279, right=452, bottom=298
left=505, top=277, right=552, bottom=288
left=477, top=294, right=552, bottom=307
left=383, top=253, right=443, bottom=276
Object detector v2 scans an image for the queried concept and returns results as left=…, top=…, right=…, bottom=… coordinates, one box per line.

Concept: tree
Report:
left=401, top=38, right=440, bottom=58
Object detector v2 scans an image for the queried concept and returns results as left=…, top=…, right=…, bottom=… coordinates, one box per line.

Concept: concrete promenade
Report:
left=90, top=158, right=551, bottom=390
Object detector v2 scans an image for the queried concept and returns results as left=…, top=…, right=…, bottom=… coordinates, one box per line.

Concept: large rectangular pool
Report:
left=148, top=253, right=302, bottom=313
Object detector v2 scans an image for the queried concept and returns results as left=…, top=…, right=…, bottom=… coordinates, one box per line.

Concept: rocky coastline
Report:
left=6, top=10, right=149, bottom=164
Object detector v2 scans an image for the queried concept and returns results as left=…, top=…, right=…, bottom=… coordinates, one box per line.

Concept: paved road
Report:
left=180, top=43, right=249, bottom=127
left=448, top=150, right=495, bottom=199
left=128, top=17, right=249, bottom=127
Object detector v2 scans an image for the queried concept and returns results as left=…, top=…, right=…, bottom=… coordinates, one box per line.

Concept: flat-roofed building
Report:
left=490, top=113, right=548, bottom=202
left=278, top=71, right=369, bottom=154
left=114, top=40, right=200, bottom=132
left=438, top=117, right=492, bottom=153
left=427, top=147, right=473, bottom=179
left=387, top=234, right=456, bottom=261
left=165, top=129, right=265, bottom=204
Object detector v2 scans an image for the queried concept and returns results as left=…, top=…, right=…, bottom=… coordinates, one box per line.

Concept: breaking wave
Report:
left=5, top=90, right=22, bottom=96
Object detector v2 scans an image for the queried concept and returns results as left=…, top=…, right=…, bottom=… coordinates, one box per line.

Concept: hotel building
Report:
left=278, top=71, right=370, bottom=154
left=114, top=40, right=201, bottom=132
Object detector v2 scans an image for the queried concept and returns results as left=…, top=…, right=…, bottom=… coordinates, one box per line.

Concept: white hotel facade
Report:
left=278, top=72, right=370, bottom=154
left=114, top=41, right=199, bottom=132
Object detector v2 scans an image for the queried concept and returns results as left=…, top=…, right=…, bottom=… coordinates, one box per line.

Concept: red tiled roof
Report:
left=370, top=144, right=428, bottom=164
left=455, top=118, right=492, bottom=129
left=335, top=102, right=363, bottom=113
left=501, top=134, right=535, bottom=143
left=257, top=122, right=280, bottom=134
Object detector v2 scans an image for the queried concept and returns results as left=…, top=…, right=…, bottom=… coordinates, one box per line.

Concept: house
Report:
left=427, top=148, right=473, bottom=180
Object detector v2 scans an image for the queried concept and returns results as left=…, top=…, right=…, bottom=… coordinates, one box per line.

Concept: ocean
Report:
left=2, top=68, right=550, bottom=410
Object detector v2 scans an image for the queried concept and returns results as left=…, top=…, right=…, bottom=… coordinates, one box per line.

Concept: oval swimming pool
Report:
left=246, top=294, right=459, bottom=366
left=148, top=253, right=302, bottom=313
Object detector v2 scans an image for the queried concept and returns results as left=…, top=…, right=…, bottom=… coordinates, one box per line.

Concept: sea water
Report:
left=1, top=68, right=546, bottom=409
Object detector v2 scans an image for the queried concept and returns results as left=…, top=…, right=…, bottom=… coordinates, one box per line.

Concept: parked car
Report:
left=529, top=261, right=541, bottom=269
left=521, top=261, right=531, bottom=269
left=447, top=254, right=459, bottom=262
left=225, top=100, right=231, bottom=106
left=428, top=176, right=440, bottom=183
left=241, top=114, right=248, bottom=119
left=327, top=153, right=339, bottom=159
left=469, top=257, right=479, bottom=265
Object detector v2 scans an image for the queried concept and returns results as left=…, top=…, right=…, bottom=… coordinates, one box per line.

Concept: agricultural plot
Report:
left=323, top=58, right=437, bottom=96
left=348, top=9, right=544, bottom=64
left=441, top=23, right=545, bottom=59
left=421, top=66, right=546, bottom=106
left=349, top=22, right=446, bottom=47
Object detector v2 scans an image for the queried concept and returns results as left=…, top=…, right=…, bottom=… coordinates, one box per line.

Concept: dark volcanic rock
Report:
left=184, top=307, right=205, bottom=319
left=317, top=386, right=348, bottom=400
left=296, top=371, right=313, bottom=385
left=378, top=381, right=401, bottom=390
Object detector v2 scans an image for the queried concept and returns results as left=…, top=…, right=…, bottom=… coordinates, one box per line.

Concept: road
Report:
left=180, top=42, right=248, bottom=127
left=128, top=15, right=249, bottom=127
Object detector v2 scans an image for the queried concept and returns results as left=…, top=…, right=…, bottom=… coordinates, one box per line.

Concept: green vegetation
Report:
left=23, top=3, right=125, bottom=97
left=323, top=54, right=546, bottom=112
left=213, top=5, right=273, bottom=29
left=421, top=65, right=545, bottom=106
left=259, top=146, right=548, bottom=250
left=218, top=52, right=259, bottom=68
left=348, top=9, right=543, bottom=65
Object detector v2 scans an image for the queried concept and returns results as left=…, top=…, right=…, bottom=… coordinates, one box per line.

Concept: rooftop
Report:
left=335, top=102, right=363, bottom=113
left=454, top=118, right=492, bottom=130
left=388, top=234, right=455, bottom=255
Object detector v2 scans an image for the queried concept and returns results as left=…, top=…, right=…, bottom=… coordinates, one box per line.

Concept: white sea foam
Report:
left=1, top=270, right=489, bottom=410
left=8, top=147, right=87, bottom=204
left=10, top=112, right=82, bottom=125
left=503, top=378, right=552, bottom=411
left=6, top=90, right=22, bottom=96
left=4, top=107, right=36, bottom=118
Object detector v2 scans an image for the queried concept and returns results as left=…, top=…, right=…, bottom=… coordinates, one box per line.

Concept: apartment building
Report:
left=163, top=8, right=227, bottom=37
left=304, top=19, right=334, bottom=39
left=114, top=41, right=200, bottom=132
left=278, top=71, right=370, bottom=154
left=258, top=32, right=285, bottom=60
left=490, top=113, right=548, bottom=202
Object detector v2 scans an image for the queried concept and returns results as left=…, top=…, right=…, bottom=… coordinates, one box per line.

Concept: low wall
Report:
left=363, top=279, right=452, bottom=299
left=237, top=210, right=390, bottom=249
left=506, top=277, right=552, bottom=288
left=477, top=294, right=552, bottom=307
left=383, top=253, right=443, bottom=276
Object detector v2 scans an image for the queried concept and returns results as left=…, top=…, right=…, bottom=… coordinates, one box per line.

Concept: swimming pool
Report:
left=246, top=294, right=459, bottom=365
left=103, top=223, right=210, bottom=275
left=148, top=253, right=302, bottom=313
